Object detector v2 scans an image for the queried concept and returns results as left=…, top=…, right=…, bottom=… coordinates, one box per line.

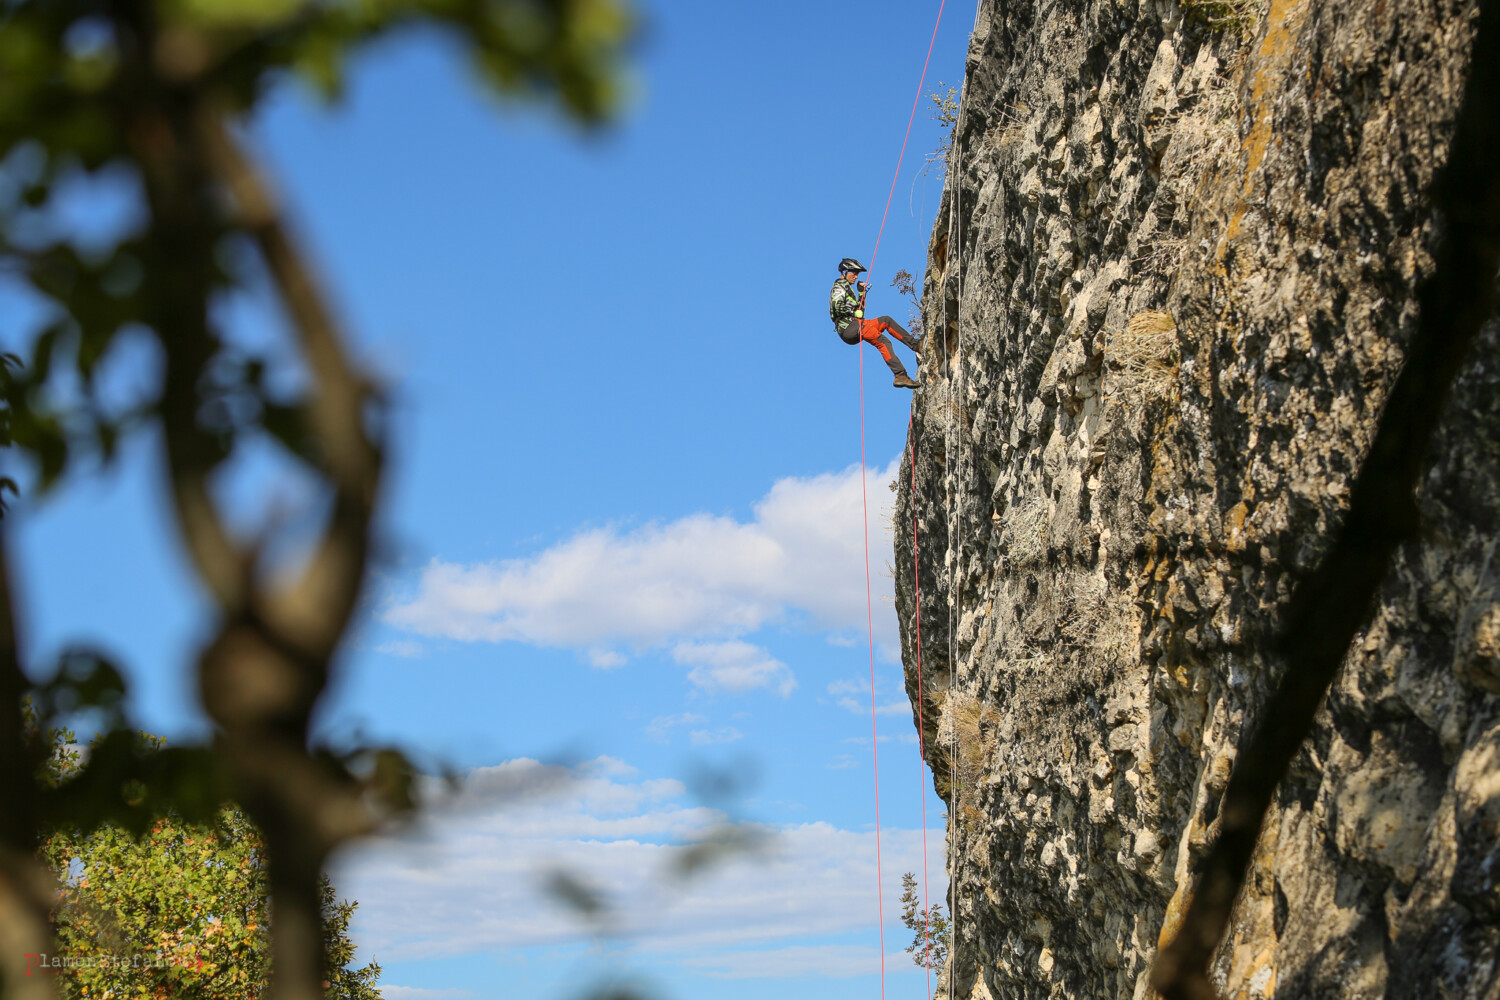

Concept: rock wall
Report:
left=894, top=0, right=1499, bottom=996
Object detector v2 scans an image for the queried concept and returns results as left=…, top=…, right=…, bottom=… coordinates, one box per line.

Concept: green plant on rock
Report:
left=899, top=872, right=950, bottom=971
left=926, top=83, right=960, bottom=169
left=891, top=268, right=925, bottom=338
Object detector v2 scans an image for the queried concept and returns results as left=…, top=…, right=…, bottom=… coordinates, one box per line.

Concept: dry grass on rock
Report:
left=1104, top=310, right=1180, bottom=406
left=939, top=690, right=998, bottom=830
left=1059, top=575, right=1142, bottom=665
left=1179, top=0, right=1265, bottom=32
left=981, top=103, right=1032, bottom=155
left=1001, top=492, right=1052, bottom=566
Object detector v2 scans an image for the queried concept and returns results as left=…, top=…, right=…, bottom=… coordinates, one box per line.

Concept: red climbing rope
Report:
left=867, top=0, right=949, bottom=278
left=858, top=307, right=889, bottom=1000
left=909, top=413, right=934, bottom=995
left=857, top=3, right=948, bottom=998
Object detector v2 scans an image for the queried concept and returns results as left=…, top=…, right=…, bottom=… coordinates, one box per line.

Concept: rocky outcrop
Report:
left=894, top=0, right=1499, bottom=996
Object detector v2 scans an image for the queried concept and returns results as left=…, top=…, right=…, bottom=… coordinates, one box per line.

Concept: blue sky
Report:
left=7, top=2, right=973, bottom=998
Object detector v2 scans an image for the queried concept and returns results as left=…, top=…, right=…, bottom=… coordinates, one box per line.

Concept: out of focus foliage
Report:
left=0, top=1, right=634, bottom=996
left=0, top=0, right=633, bottom=495
left=41, top=731, right=380, bottom=999
left=25, top=652, right=229, bottom=835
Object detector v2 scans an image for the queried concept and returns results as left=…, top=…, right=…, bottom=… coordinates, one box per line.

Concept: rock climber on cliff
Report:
left=830, top=258, right=923, bottom=389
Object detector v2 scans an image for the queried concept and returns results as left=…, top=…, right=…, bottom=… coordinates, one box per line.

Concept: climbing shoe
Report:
left=911, top=336, right=925, bottom=353
left=893, top=374, right=920, bottom=389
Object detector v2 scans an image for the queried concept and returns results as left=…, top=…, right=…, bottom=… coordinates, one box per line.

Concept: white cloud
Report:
left=841, top=736, right=894, bottom=747
left=827, top=678, right=912, bottom=716
left=674, top=641, right=796, bottom=698
left=334, top=756, right=946, bottom=966
left=646, top=714, right=743, bottom=747
left=373, top=639, right=425, bottom=658
left=381, top=462, right=901, bottom=655
left=689, top=727, right=744, bottom=747
left=841, top=698, right=912, bottom=717
left=645, top=713, right=707, bottom=744
left=678, top=944, right=905, bottom=979
left=578, top=756, right=638, bottom=780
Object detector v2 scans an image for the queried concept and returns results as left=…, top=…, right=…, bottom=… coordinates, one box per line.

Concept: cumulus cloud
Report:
left=679, top=945, right=905, bottom=979
left=645, top=713, right=707, bottom=744
left=688, top=726, right=744, bottom=747
left=334, top=756, right=945, bottom=967
left=587, top=648, right=627, bottom=669
left=646, top=713, right=743, bottom=747
left=827, top=677, right=913, bottom=716
left=380, top=461, right=900, bottom=657
left=674, top=641, right=796, bottom=697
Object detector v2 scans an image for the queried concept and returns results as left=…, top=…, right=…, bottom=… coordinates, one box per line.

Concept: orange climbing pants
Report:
left=838, top=315, right=920, bottom=378
left=860, top=317, right=911, bottom=363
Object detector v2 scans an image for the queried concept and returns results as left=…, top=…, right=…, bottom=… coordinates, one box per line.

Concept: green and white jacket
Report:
left=829, top=276, right=864, bottom=330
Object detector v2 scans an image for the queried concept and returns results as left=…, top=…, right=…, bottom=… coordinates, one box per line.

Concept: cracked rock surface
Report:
left=894, top=0, right=1498, bottom=996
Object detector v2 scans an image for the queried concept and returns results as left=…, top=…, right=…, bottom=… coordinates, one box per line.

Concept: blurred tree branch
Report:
left=0, top=1, right=635, bottom=997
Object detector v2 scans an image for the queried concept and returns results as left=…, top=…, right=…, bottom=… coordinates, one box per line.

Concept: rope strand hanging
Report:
left=857, top=4, right=948, bottom=999
left=938, top=7, right=985, bottom=999
left=908, top=411, right=935, bottom=998
left=853, top=0, right=987, bottom=995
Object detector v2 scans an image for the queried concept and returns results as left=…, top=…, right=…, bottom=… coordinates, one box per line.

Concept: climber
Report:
left=829, top=258, right=923, bottom=389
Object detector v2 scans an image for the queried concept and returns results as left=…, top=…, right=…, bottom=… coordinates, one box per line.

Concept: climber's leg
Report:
left=859, top=321, right=910, bottom=380
left=870, top=315, right=922, bottom=353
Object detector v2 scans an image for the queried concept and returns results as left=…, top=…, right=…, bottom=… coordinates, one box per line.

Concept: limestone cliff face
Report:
left=894, top=0, right=1498, bottom=996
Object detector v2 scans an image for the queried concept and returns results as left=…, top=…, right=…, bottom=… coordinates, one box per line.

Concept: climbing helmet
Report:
left=838, top=258, right=868, bottom=274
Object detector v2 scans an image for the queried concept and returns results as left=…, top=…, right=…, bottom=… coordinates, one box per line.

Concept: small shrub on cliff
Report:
left=1162, top=74, right=1243, bottom=184
left=899, top=872, right=950, bottom=971
left=925, top=83, right=961, bottom=172
left=891, top=269, right=925, bottom=338
left=1134, top=235, right=1189, bottom=273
